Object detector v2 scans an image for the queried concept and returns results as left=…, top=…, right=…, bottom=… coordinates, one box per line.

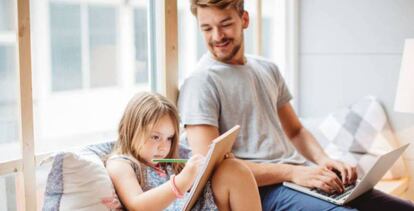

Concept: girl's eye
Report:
left=167, top=137, right=173, bottom=142
left=151, top=135, right=160, bottom=141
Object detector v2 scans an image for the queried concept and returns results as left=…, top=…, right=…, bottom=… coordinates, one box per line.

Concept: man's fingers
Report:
left=350, top=166, right=358, bottom=183
left=344, top=165, right=354, bottom=184
left=224, top=152, right=235, bottom=159
left=322, top=169, right=344, bottom=192
left=318, top=173, right=343, bottom=193
left=332, top=163, right=347, bottom=185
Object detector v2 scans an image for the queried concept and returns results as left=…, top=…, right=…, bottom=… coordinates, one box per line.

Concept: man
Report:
left=178, top=0, right=414, bottom=210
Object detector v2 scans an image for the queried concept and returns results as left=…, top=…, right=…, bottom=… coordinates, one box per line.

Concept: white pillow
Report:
left=43, top=149, right=121, bottom=210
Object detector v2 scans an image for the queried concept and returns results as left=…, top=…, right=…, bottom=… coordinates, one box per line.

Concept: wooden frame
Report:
left=254, top=0, right=263, bottom=56
left=159, top=0, right=179, bottom=103
left=16, top=0, right=37, bottom=209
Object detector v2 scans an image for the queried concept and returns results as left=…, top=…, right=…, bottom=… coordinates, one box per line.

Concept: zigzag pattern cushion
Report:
left=304, top=96, right=406, bottom=180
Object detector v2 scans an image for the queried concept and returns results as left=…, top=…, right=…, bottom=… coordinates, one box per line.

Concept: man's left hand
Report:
left=318, top=158, right=358, bottom=185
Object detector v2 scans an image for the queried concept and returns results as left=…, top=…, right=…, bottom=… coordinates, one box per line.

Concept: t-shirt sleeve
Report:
left=271, top=63, right=292, bottom=107
left=178, top=72, right=220, bottom=128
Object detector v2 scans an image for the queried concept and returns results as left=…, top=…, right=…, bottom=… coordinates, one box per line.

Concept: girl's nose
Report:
left=158, top=139, right=169, bottom=149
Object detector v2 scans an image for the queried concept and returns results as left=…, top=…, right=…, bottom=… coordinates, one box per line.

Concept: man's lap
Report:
left=259, top=184, right=414, bottom=211
left=259, top=184, right=356, bottom=211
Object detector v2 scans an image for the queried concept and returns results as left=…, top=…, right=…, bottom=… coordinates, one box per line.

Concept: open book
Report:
left=183, top=125, right=240, bottom=211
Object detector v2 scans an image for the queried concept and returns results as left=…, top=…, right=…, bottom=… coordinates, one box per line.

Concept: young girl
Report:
left=106, top=92, right=261, bottom=211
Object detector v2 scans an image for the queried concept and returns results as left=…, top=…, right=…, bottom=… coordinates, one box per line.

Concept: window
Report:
left=262, top=0, right=287, bottom=74
left=30, top=0, right=153, bottom=155
left=0, top=46, right=18, bottom=146
left=0, top=0, right=20, bottom=160
left=1, top=0, right=291, bottom=208
left=0, top=1, right=20, bottom=209
left=0, top=174, right=17, bottom=210
left=134, top=7, right=149, bottom=84
left=50, top=3, right=83, bottom=91
left=50, top=3, right=119, bottom=91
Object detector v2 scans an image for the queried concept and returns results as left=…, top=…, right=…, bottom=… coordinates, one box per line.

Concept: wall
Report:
left=298, top=0, right=414, bottom=198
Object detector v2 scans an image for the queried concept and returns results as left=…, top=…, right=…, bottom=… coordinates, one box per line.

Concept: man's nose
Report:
left=212, top=28, right=225, bottom=42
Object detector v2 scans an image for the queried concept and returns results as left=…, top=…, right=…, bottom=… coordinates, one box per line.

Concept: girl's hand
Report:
left=175, top=154, right=205, bottom=191
left=182, top=154, right=205, bottom=180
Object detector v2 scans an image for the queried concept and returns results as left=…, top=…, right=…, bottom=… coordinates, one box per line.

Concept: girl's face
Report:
left=139, top=114, right=175, bottom=166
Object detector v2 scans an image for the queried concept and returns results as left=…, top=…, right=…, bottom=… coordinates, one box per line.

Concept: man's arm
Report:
left=186, top=125, right=299, bottom=186
left=278, top=102, right=357, bottom=185
left=186, top=124, right=346, bottom=192
left=277, top=103, right=329, bottom=164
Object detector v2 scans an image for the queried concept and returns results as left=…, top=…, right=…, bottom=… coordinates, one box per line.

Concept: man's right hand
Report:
left=290, top=165, right=345, bottom=193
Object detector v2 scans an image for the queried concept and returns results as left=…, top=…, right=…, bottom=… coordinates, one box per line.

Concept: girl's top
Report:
left=107, top=155, right=218, bottom=211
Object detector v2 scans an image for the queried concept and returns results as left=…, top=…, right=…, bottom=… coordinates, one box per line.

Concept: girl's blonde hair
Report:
left=113, top=92, right=183, bottom=176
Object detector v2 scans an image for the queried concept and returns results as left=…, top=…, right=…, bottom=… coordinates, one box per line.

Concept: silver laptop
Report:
left=283, top=144, right=409, bottom=205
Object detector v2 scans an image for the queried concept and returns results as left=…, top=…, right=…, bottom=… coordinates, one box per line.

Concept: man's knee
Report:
left=212, top=159, right=253, bottom=187
left=216, top=159, right=251, bottom=177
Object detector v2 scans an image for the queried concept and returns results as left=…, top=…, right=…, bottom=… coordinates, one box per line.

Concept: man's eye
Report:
left=202, top=28, right=212, bottom=32
left=222, top=23, right=232, bottom=27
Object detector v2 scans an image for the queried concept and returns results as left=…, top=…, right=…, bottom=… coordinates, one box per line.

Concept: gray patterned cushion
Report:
left=303, top=96, right=406, bottom=179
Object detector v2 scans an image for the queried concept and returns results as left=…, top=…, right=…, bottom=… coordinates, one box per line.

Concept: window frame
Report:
left=0, top=0, right=299, bottom=209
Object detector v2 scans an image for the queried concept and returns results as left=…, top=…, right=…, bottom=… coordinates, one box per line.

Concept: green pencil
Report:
left=152, top=158, right=188, bottom=163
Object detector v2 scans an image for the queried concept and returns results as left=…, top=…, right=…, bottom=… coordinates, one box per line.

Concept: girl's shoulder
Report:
left=107, top=154, right=142, bottom=173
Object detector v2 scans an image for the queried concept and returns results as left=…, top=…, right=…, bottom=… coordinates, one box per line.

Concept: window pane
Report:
left=0, top=46, right=18, bottom=145
left=244, top=0, right=256, bottom=55
left=262, top=0, right=286, bottom=73
left=32, top=3, right=145, bottom=154
left=0, top=0, right=15, bottom=31
left=89, top=6, right=118, bottom=88
left=178, top=0, right=203, bottom=84
left=50, top=3, right=82, bottom=91
left=134, top=7, right=149, bottom=84
left=0, top=46, right=20, bottom=162
left=0, top=174, right=17, bottom=211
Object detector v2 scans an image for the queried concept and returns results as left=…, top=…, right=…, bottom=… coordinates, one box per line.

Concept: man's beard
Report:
left=210, top=37, right=242, bottom=63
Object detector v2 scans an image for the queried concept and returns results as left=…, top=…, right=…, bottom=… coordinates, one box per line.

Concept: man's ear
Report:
left=241, top=11, right=249, bottom=29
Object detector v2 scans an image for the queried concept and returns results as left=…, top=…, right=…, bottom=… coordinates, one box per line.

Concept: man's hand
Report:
left=290, top=165, right=345, bottom=193
left=318, top=158, right=358, bottom=185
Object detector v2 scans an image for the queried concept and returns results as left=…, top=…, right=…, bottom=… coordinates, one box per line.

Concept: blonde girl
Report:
left=106, top=92, right=261, bottom=211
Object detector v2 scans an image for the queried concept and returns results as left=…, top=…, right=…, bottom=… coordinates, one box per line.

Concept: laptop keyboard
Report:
left=312, top=184, right=356, bottom=200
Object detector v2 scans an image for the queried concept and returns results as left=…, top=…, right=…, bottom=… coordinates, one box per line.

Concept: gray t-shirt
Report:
left=178, top=53, right=305, bottom=164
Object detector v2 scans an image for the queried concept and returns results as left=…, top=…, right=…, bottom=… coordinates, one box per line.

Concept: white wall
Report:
left=299, top=0, right=414, bottom=198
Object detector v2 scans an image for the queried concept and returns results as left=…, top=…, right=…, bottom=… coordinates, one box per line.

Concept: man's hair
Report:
left=190, top=0, right=244, bottom=16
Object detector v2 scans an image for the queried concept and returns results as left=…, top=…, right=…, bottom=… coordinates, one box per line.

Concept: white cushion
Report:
left=43, top=142, right=120, bottom=210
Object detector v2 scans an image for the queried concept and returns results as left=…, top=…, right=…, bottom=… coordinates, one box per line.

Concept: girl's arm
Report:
left=106, top=159, right=193, bottom=211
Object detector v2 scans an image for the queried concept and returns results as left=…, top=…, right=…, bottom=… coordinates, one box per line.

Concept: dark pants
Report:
left=259, top=184, right=414, bottom=211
